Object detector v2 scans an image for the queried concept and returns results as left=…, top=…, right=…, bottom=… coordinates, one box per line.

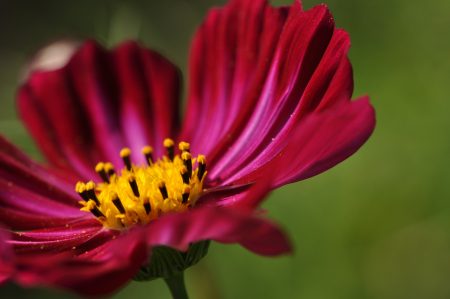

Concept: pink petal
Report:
left=181, top=0, right=374, bottom=190
left=0, top=137, right=83, bottom=229
left=18, top=41, right=181, bottom=178
left=10, top=220, right=105, bottom=254
left=142, top=183, right=292, bottom=256
left=7, top=232, right=147, bottom=296
left=234, top=97, right=376, bottom=188
left=182, top=0, right=289, bottom=157
left=1, top=216, right=143, bottom=296
left=0, top=135, right=79, bottom=187
left=222, top=29, right=354, bottom=180
left=0, top=137, right=91, bottom=233
left=0, top=229, right=13, bottom=285
left=0, top=180, right=83, bottom=219
left=18, top=71, right=99, bottom=179
left=0, top=207, right=84, bottom=231
left=113, top=41, right=181, bottom=159
left=208, top=4, right=336, bottom=180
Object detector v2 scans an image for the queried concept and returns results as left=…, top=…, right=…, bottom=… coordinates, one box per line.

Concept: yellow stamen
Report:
left=197, top=155, right=206, bottom=164
left=141, top=146, right=153, bottom=165
left=120, top=147, right=131, bottom=158
left=181, top=151, right=192, bottom=177
left=141, top=145, right=153, bottom=155
left=163, top=138, right=174, bottom=148
left=120, top=147, right=132, bottom=171
left=77, top=139, right=206, bottom=230
left=75, top=182, right=89, bottom=201
left=164, top=138, right=175, bottom=160
left=180, top=166, right=190, bottom=184
left=95, top=162, right=110, bottom=183
left=75, top=181, right=85, bottom=193
left=179, top=142, right=190, bottom=152
left=80, top=200, right=105, bottom=218
left=95, top=162, right=105, bottom=173
left=85, top=180, right=96, bottom=190
left=182, top=185, right=190, bottom=204
left=181, top=151, right=191, bottom=161
left=197, top=155, right=206, bottom=180
left=104, top=162, right=115, bottom=177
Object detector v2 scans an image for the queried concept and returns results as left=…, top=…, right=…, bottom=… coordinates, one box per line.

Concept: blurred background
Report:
left=1, top=0, right=450, bottom=298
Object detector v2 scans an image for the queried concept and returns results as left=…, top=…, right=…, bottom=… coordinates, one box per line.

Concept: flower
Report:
left=0, top=0, right=375, bottom=296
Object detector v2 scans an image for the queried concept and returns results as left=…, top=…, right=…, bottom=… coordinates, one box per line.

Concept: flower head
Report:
left=76, top=140, right=207, bottom=230
left=0, top=0, right=375, bottom=295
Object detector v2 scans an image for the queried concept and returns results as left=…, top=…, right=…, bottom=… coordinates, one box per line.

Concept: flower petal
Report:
left=234, top=97, right=376, bottom=188
left=4, top=231, right=147, bottom=296
left=142, top=180, right=292, bottom=256
left=113, top=42, right=181, bottom=159
left=206, top=3, right=338, bottom=180
left=0, top=136, right=84, bottom=230
left=0, top=179, right=82, bottom=219
left=182, top=0, right=289, bottom=157
left=18, top=41, right=181, bottom=178
left=9, top=220, right=105, bottom=254
left=0, top=229, right=13, bottom=285
left=182, top=0, right=373, bottom=189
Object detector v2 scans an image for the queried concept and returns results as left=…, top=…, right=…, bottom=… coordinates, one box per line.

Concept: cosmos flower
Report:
left=0, top=0, right=375, bottom=296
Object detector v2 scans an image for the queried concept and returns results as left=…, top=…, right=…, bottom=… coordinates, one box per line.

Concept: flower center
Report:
left=75, top=139, right=206, bottom=230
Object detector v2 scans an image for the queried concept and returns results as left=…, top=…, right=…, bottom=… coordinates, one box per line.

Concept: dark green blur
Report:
left=1, top=0, right=449, bottom=298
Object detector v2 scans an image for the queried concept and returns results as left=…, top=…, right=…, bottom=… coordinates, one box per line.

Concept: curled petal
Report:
left=234, top=97, right=376, bottom=188
left=20, top=40, right=80, bottom=82
left=141, top=206, right=292, bottom=256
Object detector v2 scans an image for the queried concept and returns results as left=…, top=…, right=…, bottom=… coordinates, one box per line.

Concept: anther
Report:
left=87, top=200, right=105, bottom=218
left=197, top=155, right=206, bottom=180
left=181, top=151, right=192, bottom=177
left=105, top=162, right=116, bottom=177
left=85, top=181, right=100, bottom=205
left=158, top=181, right=169, bottom=199
left=75, top=182, right=89, bottom=201
left=180, top=167, right=190, bottom=184
left=163, top=138, right=175, bottom=161
left=129, top=176, right=140, bottom=197
left=141, top=146, right=154, bottom=165
left=143, top=197, right=151, bottom=214
left=111, top=192, right=126, bottom=214
left=179, top=141, right=190, bottom=153
left=91, top=206, right=105, bottom=218
left=95, top=162, right=110, bottom=183
left=182, top=186, right=190, bottom=204
left=120, top=147, right=132, bottom=171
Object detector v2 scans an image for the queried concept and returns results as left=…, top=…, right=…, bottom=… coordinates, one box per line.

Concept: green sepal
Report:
left=134, top=240, right=210, bottom=281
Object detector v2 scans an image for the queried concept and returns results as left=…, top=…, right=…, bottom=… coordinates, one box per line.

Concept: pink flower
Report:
left=0, top=0, right=375, bottom=296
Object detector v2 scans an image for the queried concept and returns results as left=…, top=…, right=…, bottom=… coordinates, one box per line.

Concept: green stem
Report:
left=164, top=272, right=189, bottom=299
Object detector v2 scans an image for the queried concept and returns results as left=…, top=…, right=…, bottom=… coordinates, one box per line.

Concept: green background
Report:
left=1, top=0, right=450, bottom=298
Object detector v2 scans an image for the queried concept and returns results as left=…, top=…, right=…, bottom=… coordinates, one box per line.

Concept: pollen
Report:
left=76, top=140, right=207, bottom=230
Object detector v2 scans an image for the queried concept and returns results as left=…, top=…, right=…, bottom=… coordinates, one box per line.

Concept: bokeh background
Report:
left=1, top=0, right=450, bottom=298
